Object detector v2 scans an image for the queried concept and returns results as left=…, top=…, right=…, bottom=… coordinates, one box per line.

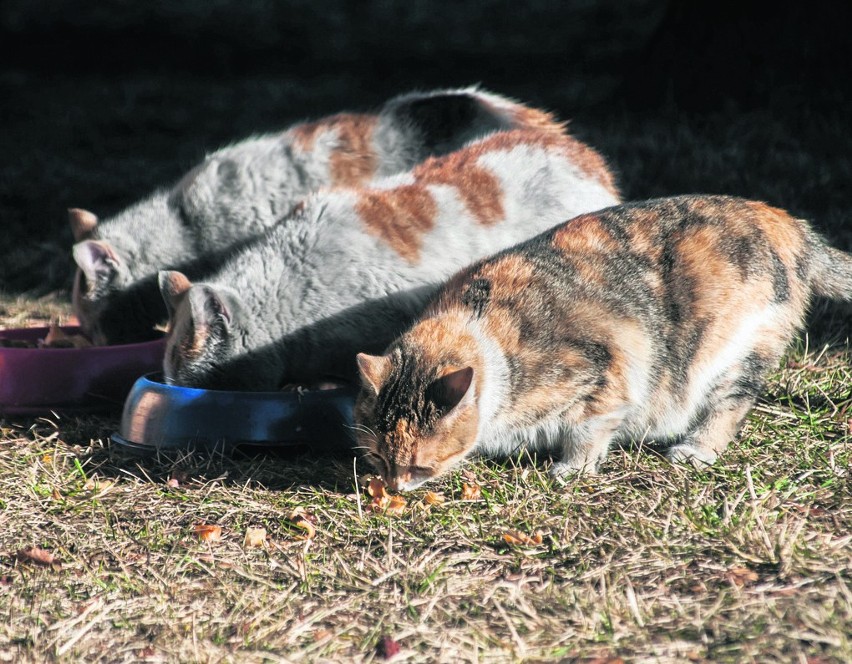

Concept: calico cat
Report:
left=159, top=128, right=620, bottom=390
left=70, top=87, right=566, bottom=344
left=354, top=195, right=852, bottom=490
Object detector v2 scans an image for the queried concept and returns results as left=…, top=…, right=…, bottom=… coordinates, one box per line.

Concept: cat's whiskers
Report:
left=347, top=422, right=379, bottom=438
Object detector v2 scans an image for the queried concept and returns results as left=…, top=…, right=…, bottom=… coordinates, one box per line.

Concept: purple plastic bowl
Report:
left=0, top=326, right=166, bottom=415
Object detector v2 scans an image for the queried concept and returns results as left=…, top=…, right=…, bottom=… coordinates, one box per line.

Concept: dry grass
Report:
left=2, top=16, right=851, bottom=657
left=1, top=298, right=850, bottom=663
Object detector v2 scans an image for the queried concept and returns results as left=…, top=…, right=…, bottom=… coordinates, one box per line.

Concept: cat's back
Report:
left=341, top=129, right=620, bottom=269
left=409, top=128, right=618, bottom=200
left=374, top=87, right=566, bottom=172
left=430, top=195, right=814, bottom=348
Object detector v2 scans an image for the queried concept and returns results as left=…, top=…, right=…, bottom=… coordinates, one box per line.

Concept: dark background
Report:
left=1, top=0, right=850, bottom=295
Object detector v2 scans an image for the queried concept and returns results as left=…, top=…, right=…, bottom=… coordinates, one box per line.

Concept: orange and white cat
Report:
left=355, top=196, right=852, bottom=489
left=160, top=128, right=620, bottom=390
left=70, top=87, right=566, bottom=344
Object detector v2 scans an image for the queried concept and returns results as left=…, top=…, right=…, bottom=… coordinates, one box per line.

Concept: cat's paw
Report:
left=549, top=460, right=594, bottom=483
left=667, top=444, right=718, bottom=468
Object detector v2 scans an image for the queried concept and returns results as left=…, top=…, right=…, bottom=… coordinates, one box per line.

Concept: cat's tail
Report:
left=809, top=234, right=852, bottom=301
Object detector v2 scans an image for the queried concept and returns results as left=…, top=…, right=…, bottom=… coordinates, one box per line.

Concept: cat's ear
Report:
left=187, top=284, right=233, bottom=330
left=158, top=271, right=193, bottom=319
left=72, top=240, right=120, bottom=294
left=356, top=353, right=392, bottom=394
left=68, top=208, right=98, bottom=242
left=427, top=366, right=475, bottom=415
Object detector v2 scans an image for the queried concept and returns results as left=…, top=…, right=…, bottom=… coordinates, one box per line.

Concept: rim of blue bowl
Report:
left=111, top=373, right=358, bottom=454
left=131, top=372, right=358, bottom=398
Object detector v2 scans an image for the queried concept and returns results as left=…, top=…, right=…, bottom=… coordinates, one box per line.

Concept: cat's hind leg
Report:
left=668, top=349, right=778, bottom=467
left=668, top=397, right=754, bottom=466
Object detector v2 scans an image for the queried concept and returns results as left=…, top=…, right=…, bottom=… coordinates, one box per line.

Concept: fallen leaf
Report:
left=502, top=530, right=544, bottom=546
left=193, top=524, right=222, bottom=542
left=243, top=527, right=267, bottom=548
left=95, top=481, right=114, bottom=496
left=313, top=628, right=332, bottom=642
left=376, top=635, right=401, bottom=659
left=289, top=509, right=317, bottom=540
left=16, top=545, right=61, bottom=569
left=726, top=565, right=758, bottom=587
left=289, top=506, right=318, bottom=524
left=294, top=521, right=316, bottom=539
left=461, top=483, right=481, bottom=500
left=771, top=586, right=799, bottom=597
left=423, top=491, right=446, bottom=506
left=365, top=477, right=409, bottom=515
left=137, top=645, right=157, bottom=659
left=367, top=477, right=388, bottom=499
left=82, top=477, right=114, bottom=498
left=367, top=477, right=392, bottom=511
left=384, top=494, right=407, bottom=516
left=51, top=487, right=62, bottom=501
left=197, top=553, right=234, bottom=569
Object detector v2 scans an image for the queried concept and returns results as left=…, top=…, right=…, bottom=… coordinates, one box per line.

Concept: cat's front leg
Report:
left=550, top=410, right=626, bottom=480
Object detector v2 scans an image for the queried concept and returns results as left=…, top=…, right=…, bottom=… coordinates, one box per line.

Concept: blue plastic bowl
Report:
left=111, top=374, right=356, bottom=453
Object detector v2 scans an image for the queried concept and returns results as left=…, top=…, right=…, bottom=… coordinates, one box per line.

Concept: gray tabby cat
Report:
left=159, top=128, right=621, bottom=391
left=70, top=87, right=564, bottom=344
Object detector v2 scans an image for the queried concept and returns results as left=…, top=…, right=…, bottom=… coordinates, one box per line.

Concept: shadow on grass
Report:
left=10, top=411, right=360, bottom=492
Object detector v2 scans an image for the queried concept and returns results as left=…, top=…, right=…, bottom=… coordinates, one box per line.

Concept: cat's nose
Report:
left=386, top=466, right=433, bottom=491
left=386, top=471, right=411, bottom=492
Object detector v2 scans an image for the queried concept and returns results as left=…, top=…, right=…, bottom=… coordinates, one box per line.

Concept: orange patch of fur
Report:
left=431, top=129, right=618, bottom=205
left=460, top=130, right=618, bottom=200
left=552, top=214, right=619, bottom=254
left=593, top=318, right=647, bottom=417
left=289, top=113, right=379, bottom=187
left=511, top=106, right=567, bottom=137
left=431, top=255, right=538, bottom=332
left=746, top=201, right=807, bottom=272
left=413, top=149, right=506, bottom=227
left=478, top=255, right=538, bottom=294
left=621, top=209, right=666, bottom=263
left=165, top=313, right=208, bottom=378
left=355, top=186, right=437, bottom=262
left=356, top=129, right=616, bottom=262
left=410, top=313, right=480, bottom=366
left=675, top=225, right=787, bottom=382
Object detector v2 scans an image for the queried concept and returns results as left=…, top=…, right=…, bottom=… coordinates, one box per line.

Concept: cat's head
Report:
left=159, top=271, right=245, bottom=389
left=69, top=208, right=133, bottom=345
left=354, top=338, right=481, bottom=491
